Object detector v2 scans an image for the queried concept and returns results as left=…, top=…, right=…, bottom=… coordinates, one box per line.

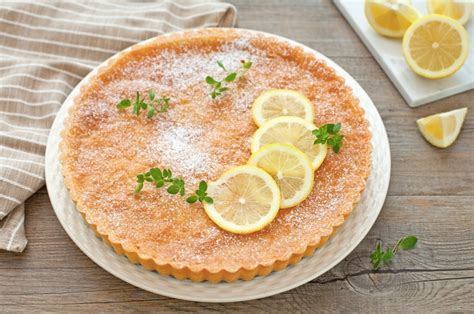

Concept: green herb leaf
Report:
left=205, top=60, right=253, bottom=99
left=117, top=99, right=131, bottom=109
left=135, top=182, right=144, bottom=193
left=372, top=259, right=382, bottom=270
left=370, top=242, right=383, bottom=263
left=206, top=76, right=217, bottom=84
left=117, top=90, right=171, bottom=119
left=159, top=104, right=169, bottom=113
left=132, top=102, right=140, bottom=115
left=224, top=72, right=237, bottom=82
left=382, top=250, right=394, bottom=263
left=149, top=168, right=162, bottom=181
left=217, top=60, right=226, bottom=71
left=370, top=236, right=418, bottom=271
left=313, top=123, right=344, bottom=153
left=134, top=167, right=212, bottom=206
left=398, top=236, right=418, bottom=250
left=148, top=90, right=155, bottom=101
left=167, top=184, right=180, bottom=194
left=147, top=107, right=156, bottom=118
left=242, top=60, right=252, bottom=69
left=199, top=180, right=207, bottom=192
left=186, top=195, right=198, bottom=203
left=134, top=91, right=140, bottom=112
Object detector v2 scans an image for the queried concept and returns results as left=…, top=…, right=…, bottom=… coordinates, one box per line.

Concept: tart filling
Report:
left=60, top=28, right=371, bottom=282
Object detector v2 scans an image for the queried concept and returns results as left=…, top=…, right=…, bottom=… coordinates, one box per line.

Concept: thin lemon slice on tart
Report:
left=248, top=144, right=314, bottom=208
left=402, top=15, right=469, bottom=79
left=251, top=116, right=328, bottom=170
left=427, top=0, right=472, bottom=25
left=203, top=165, right=281, bottom=234
left=252, top=89, right=315, bottom=127
left=365, top=0, right=422, bottom=38
left=417, top=107, right=467, bottom=148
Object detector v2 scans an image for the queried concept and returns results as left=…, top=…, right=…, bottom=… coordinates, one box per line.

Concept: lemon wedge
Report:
left=402, top=14, right=469, bottom=79
left=203, top=165, right=281, bottom=234
left=365, top=0, right=421, bottom=38
left=417, top=107, right=467, bottom=148
left=248, top=144, right=314, bottom=208
left=252, top=89, right=315, bottom=127
left=427, top=0, right=472, bottom=25
left=251, top=116, right=327, bottom=170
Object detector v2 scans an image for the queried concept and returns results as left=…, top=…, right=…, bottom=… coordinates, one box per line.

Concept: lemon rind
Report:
left=402, top=14, right=470, bottom=79
left=427, top=0, right=472, bottom=25
left=416, top=107, right=468, bottom=148
left=248, top=143, right=315, bottom=209
left=251, top=89, right=315, bottom=127
left=365, top=0, right=421, bottom=38
left=203, top=165, right=281, bottom=234
left=251, top=116, right=328, bottom=170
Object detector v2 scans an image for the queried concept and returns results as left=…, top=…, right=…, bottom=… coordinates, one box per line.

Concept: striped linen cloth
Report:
left=0, top=0, right=237, bottom=252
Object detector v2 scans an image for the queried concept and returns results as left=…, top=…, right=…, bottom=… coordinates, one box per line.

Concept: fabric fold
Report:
left=0, top=0, right=237, bottom=252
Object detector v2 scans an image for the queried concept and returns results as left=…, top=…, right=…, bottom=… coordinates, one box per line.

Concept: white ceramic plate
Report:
left=45, top=28, right=391, bottom=303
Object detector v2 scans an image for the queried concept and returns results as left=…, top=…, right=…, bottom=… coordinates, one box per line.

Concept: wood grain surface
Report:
left=1, top=0, right=473, bottom=312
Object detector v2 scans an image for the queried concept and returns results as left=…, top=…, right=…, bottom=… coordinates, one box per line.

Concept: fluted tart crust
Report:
left=60, top=28, right=371, bottom=282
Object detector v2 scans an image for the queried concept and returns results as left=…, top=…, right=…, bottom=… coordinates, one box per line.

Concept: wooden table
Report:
left=1, top=1, right=472, bottom=311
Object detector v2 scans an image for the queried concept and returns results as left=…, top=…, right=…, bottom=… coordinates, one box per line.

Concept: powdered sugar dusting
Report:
left=150, top=123, right=214, bottom=177
left=61, top=29, right=371, bottom=272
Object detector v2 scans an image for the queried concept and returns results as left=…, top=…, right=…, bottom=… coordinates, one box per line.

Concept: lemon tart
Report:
left=60, top=28, right=372, bottom=282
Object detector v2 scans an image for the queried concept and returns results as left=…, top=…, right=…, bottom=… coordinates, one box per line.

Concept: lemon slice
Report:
left=427, top=0, right=472, bottom=25
left=251, top=89, right=315, bottom=127
left=402, top=15, right=469, bottom=79
left=248, top=144, right=314, bottom=208
left=203, top=165, right=281, bottom=234
left=365, top=0, right=422, bottom=38
left=251, top=116, right=327, bottom=170
left=417, top=107, right=467, bottom=148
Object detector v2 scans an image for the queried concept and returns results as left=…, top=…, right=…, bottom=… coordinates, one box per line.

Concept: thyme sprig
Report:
left=313, top=123, right=344, bottom=153
left=370, top=236, right=418, bottom=270
left=135, top=167, right=213, bottom=204
left=205, top=60, right=252, bottom=99
left=117, top=90, right=170, bottom=119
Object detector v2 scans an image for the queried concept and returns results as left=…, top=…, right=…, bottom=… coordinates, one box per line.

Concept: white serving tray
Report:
left=335, top=0, right=474, bottom=107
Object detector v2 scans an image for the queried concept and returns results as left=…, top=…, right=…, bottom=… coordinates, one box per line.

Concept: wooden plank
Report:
left=1, top=0, right=473, bottom=311
left=1, top=193, right=473, bottom=311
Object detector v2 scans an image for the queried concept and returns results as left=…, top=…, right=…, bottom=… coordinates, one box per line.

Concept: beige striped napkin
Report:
left=0, top=0, right=237, bottom=252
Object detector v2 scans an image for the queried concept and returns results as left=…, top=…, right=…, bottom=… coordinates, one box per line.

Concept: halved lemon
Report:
left=251, top=89, right=315, bottom=127
left=203, top=165, right=281, bottom=234
left=427, top=0, right=472, bottom=25
left=251, top=116, right=327, bottom=170
left=365, top=0, right=422, bottom=38
left=402, top=15, right=469, bottom=79
left=248, top=144, right=314, bottom=208
left=417, top=107, right=467, bottom=148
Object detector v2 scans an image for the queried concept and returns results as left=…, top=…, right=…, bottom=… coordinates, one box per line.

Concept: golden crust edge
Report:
left=58, top=28, right=373, bottom=283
